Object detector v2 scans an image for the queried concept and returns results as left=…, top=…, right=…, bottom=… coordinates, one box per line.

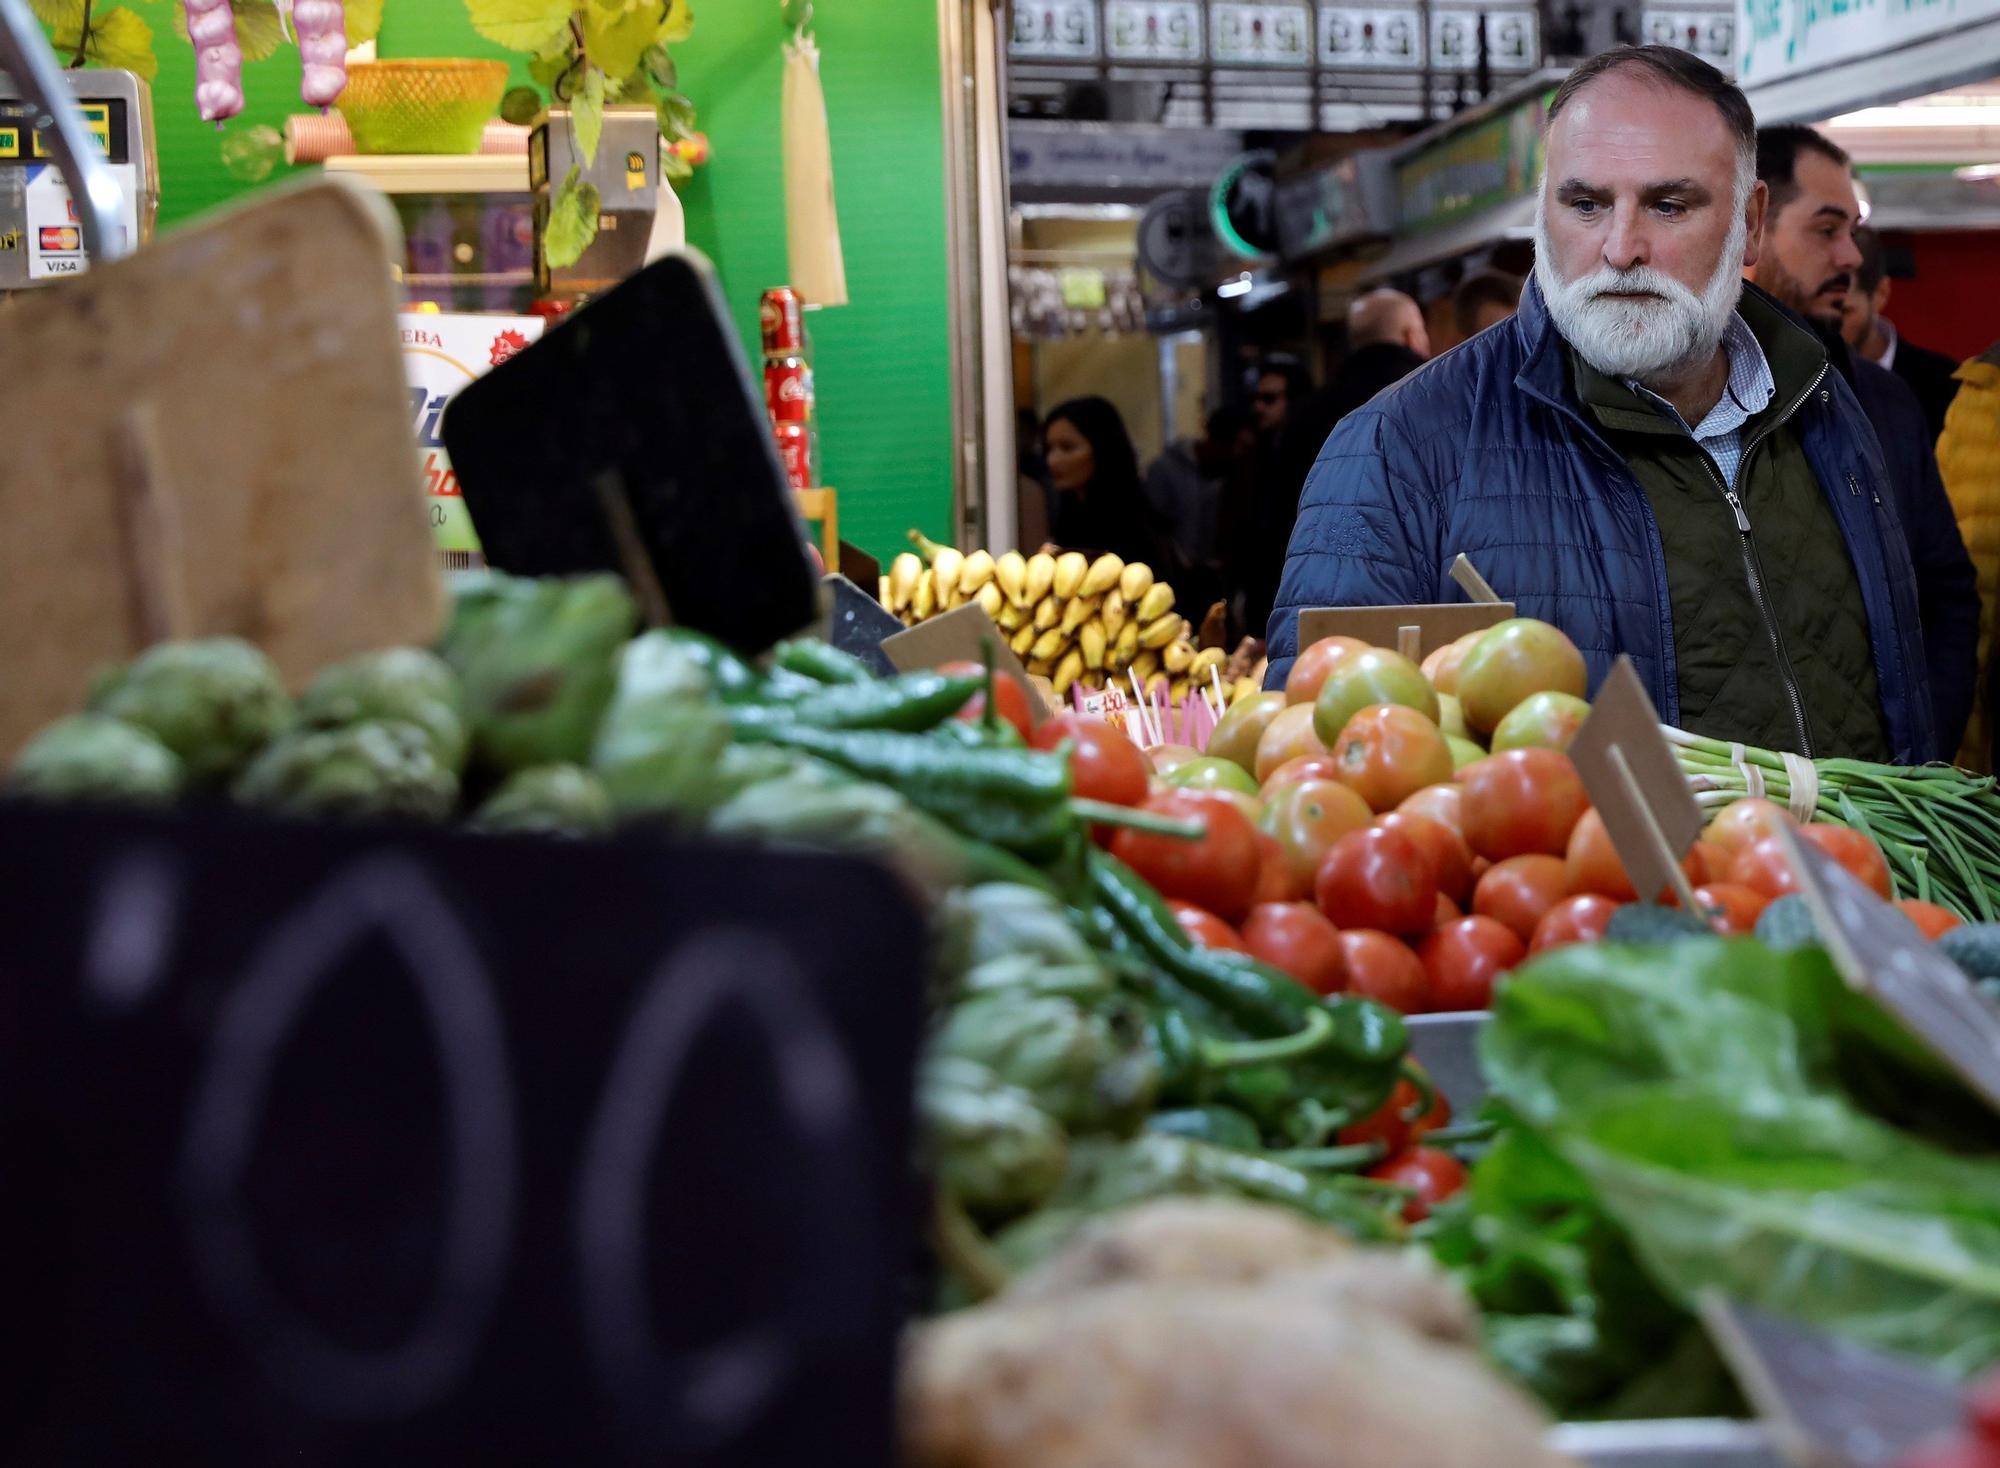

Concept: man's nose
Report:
left=1832, top=229, right=1863, bottom=272
left=1602, top=203, right=1648, bottom=271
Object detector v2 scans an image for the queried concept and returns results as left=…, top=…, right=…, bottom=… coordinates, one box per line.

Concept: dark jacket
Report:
left=1266, top=276, right=1958, bottom=764
left=1887, top=333, right=1964, bottom=444
left=1820, top=327, right=1982, bottom=754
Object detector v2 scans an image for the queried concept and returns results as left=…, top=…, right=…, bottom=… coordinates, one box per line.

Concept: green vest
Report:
left=1572, top=295, right=1891, bottom=760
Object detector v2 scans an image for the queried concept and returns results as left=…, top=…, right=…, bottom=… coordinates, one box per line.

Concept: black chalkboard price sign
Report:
left=0, top=799, right=926, bottom=1466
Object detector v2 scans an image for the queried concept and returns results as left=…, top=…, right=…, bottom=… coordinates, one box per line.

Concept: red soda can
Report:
left=774, top=422, right=813, bottom=489
left=760, top=286, right=806, bottom=358
left=765, top=355, right=815, bottom=424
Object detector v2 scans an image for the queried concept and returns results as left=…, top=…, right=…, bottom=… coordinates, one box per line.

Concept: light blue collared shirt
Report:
left=1626, top=312, right=1778, bottom=489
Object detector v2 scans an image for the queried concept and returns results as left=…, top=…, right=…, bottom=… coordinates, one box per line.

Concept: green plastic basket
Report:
left=336, top=59, right=509, bottom=156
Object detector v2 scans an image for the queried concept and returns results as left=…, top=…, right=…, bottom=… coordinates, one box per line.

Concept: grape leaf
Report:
left=463, top=0, right=574, bottom=52
left=53, top=6, right=158, bottom=80
left=571, top=65, right=604, bottom=167
left=655, top=89, right=695, bottom=143
left=641, top=41, right=677, bottom=90
left=169, top=0, right=284, bottom=63
left=661, top=146, right=691, bottom=185
left=543, top=164, right=601, bottom=269
left=528, top=36, right=576, bottom=92
left=344, top=0, right=385, bottom=45
left=659, top=0, right=692, bottom=43
left=582, top=0, right=658, bottom=83
left=29, top=0, right=83, bottom=29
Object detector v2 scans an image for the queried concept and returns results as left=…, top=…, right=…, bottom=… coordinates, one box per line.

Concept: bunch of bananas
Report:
left=882, top=534, right=1225, bottom=699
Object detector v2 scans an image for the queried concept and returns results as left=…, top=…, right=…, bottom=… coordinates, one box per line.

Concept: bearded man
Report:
left=1266, top=44, right=1962, bottom=763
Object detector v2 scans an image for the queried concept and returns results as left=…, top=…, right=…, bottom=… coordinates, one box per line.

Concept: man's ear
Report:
left=1742, top=178, right=1770, bottom=270
left=1874, top=277, right=1893, bottom=313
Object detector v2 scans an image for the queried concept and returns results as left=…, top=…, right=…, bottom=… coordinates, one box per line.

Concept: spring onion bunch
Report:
left=1665, top=727, right=2000, bottom=922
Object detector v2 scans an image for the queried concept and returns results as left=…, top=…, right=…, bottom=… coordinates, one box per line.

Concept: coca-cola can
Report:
left=774, top=421, right=814, bottom=490
left=765, top=355, right=815, bottom=424
left=760, top=286, right=806, bottom=359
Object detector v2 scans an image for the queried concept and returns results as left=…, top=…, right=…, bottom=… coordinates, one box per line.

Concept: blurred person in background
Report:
left=1843, top=224, right=1961, bottom=441
left=1751, top=123, right=1978, bottom=752
left=1453, top=269, right=1524, bottom=341
left=1220, top=355, right=1316, bottom=643
left=1937, top=339, right=2000, bottom=770
left=1145, top=406, right=1246, bottom=610
left=1277, top=289, right=1431, bottom=507
left=1016, top=407, right=1053, bottom=549
left=1269, top=46, right=1959, bottom=763
left=1041, top=395, right=1173, bottom=569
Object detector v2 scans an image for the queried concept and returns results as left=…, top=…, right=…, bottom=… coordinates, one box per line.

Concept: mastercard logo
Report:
left=38, top=226, right=79, bottom=252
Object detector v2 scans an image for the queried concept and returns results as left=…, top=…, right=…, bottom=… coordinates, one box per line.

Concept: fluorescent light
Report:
left=1958, top=163, right=2000, bottom=182
left=1827, top=105, right=2000, bottom=128
left=1216, top=274, right=1254, bottom=298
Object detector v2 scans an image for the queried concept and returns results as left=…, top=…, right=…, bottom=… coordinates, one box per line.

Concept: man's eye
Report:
left=1655, top=200, right=1687, bottom=219
left=1571, top=198, right=1600, bottom=216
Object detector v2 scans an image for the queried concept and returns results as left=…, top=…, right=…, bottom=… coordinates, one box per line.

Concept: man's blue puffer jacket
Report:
left=1265, top=277, right=1960, bottom=764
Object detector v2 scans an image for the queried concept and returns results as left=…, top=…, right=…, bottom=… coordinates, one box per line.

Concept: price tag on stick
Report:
left=1777, top=825, right=2000, bottom=1113
left=1448, top=554, right=1503, bottom=605
left=1568, top=657, right=1704, bottom=911
left=822, top=574, right=903, bottom=677
left=1698, top=1294, right=1963, bottom=1468
left=881, top=602, right=1052, bottom=722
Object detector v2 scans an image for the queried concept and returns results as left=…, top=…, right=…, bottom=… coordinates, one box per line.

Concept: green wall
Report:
left=144, top=2, right=955, bottom=564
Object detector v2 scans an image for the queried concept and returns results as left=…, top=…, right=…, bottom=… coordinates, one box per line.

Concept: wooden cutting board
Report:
left=0, top=177, right=441, bottom=756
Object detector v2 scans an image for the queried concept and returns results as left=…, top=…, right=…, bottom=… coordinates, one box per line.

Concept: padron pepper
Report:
left=770, top=638, right=873, bottom=686
left=726, top=669, right=982, bottom=735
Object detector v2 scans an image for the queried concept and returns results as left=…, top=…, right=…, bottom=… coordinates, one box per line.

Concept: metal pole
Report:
left=0, top=0, right=127, bottom=262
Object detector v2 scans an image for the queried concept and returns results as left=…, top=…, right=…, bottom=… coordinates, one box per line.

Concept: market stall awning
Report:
left=1357, top=194, right=1536, bottom=285
left=1739, top=0, right=2000, bottom=124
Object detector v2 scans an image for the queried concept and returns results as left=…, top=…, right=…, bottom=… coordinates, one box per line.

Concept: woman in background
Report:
left=1040, top=396, right=1171, bottom=569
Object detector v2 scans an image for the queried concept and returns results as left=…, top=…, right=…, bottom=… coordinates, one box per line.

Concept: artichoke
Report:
left=439, top=571, right=638, bottom=774
left=471, top=764, right=613, bottom=838
left=10, top=714, right=184, bottom=805
left=932, top=993, right=1158, bottom=1138
left=590, top=631, right=731, bottom=817
left=89, top=637, right=291, bottom=784
left=234, top=720, right=458, bottom=823
left=297, top=648, right=468, bottom=773
left=921, top=1057, right=1069, bottom=1217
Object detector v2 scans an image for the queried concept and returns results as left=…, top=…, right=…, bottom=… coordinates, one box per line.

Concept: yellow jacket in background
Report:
left=1940, top=341, right=2000, bottom=772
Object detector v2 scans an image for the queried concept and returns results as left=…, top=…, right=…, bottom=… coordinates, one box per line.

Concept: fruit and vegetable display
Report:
left=882, top=534, right=1238, bottom=702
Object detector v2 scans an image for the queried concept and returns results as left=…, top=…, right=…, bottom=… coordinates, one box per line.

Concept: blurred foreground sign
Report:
left=0, top=800, right=924, bottom=1465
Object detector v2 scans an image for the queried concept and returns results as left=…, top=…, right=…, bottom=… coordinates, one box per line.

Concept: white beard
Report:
left=1534, top=202, right=1747, bottom=384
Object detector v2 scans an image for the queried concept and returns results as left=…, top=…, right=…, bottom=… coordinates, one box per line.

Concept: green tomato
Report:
left=1447, top=735, right=1488, bottom=771
left=1437, top=693, right=1469, bottom=739
left=1490, top=690, right=1593, bottom=752
left=1312, top=648, right=1438, bottom=747
left=1163, top=755, right=1261, bottom=797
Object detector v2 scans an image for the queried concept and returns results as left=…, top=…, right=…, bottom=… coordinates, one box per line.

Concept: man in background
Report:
left=1145, top=406, right=1245, bottom=611
left=1453, top=270, right=1524, bottom=341
left=1750, top=122, right=1979, bottom=753
left=1221, top=356, right=1314, bottom=642
left=1843, top=224, right=1961, bottom=441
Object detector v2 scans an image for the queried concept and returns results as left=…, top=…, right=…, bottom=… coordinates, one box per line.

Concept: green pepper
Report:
left=1146, top=1104, right=1262, bottom=1151
left=728, top=670, right=982, bottom=735
left=771, top=638, right=873, bottom=685
left=646, top=627, right=769, bottom=703
left=921, top=1058, right=1068, bottom=1217
left=932, top=992, right=1158, bottom=1138
left=730, top=721, right=1070, bottom=805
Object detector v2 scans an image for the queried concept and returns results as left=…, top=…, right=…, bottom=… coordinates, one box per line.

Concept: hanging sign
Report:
left=1106, top=0, right=1206, bottom=60
left=1010, top=0, right=1101, bottom=59
left=1736, top=0, right=2000, bottom=122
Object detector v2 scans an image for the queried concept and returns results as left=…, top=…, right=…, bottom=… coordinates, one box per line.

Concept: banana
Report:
left=1059, top=594, right=1099, bottom=637
left=996, top=549, right=1029, bottom=608
left=1027, top=657, right=1053, bottom=678
left=1137, top=581, right=1176, bottom=624
left=997, top=599, right=1029, bottom=631
left=1033, top=596, right=1060, bottom=632
left=1053, top=647, right=1085, bottom=695
left=1231, top=675, right=1261, bottom=705
left=908, top=529, right=954, bottom=561
left=878, top=574, right=893, bottom=606
left=1131, top=649, right=1161, bottom=680
left=888, top=552, right=923, bottom=613
left=1052, top=551, right=1089, bottom=601
left=1147, top=671, right=1173, bottom=697
left=1080, top=552, right=1125, bottom=599
left=1114, top=621, right=1140, bottom=667
left=1100, top=589, right=1128, bottom=639
left=1031, top=627, right=1067, bottom=664
left=1138, top=613, right=1181, bottom=649
left=1010, top=623, right=1038, bottom=657
left=930, top=545, right=965, bottom=603
left=959, top=548, right=996, bottom=595
left=1163, top=638, right=1194, bottom=674
left=912, top=569, right=937, bottom=621
left=1025, top=552, right=1057, bottom=606
left=1170, top=676, right=1190, bottom=702
left=1188, top=647, right=1227, bottom=681
left=1119, top=561, right=1155, bottom=604
left=1080, top=621, right=1107, bottom=670
left=974, top=582, right=1004, bottom=619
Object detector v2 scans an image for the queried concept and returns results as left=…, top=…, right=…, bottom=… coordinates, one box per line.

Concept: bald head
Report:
left=1348, top=289, right=1430, bottom=358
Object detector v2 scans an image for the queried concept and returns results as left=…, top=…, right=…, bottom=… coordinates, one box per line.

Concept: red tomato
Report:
left=1332, top=704, right=1455, bottom=813
left=941, top=659, right=1035, bottom=739
left=1687, top=840, right=1732, bottom=887
left=1731, top=835, right=1801, bottom=901
left=1704, top=796, right=1797, bottom=856
left=1377, top=810, right=1474, bottom=904
left=1030, top=712, right=1150, bottom=807
left=1966, top=1369, right=2000, bottom=1445
left=1315, top=825, right=1440, bottom=935
left=1530, top=893, right=1620, bottom=953
left=1336, top=930, right=1432, bottom=1013
left=1259, top=778, right=1374, bottom=893
left=1460, top=748, right=1591, bottom=861
left=1803, top=824, right=1893, bottom=899
left=1693, top=882, right=1770, bottom=936
left=1111, top=791, right=1261, bottom=922
left=1562, top=808, right=1706, bottom=903
left=1433, top=891, right=1463, bottom=929
left=1897, top=899, right=1965, bottom=941
left=1419, top=916, right=1526, bottom=1012
left=1260, top=753, right=1343, bottom=798
left=1368, top=1146, right=1468, bottom=1222
left=1241, top=901, right=1347, bottom=994
left=1473, top=854, right=1571, bottom=943
left=1339, top=1075, right=1450, bottom=1154
left=1397, top=782, right=1464, bottom=835
left=1255, top=703, right=1329, bottom=785
left=1252, top=831, right=1310, bottom=903
left=1171, top=901, right=1247, bottom=952
left=1285, top=635, right=1370, bottom=706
